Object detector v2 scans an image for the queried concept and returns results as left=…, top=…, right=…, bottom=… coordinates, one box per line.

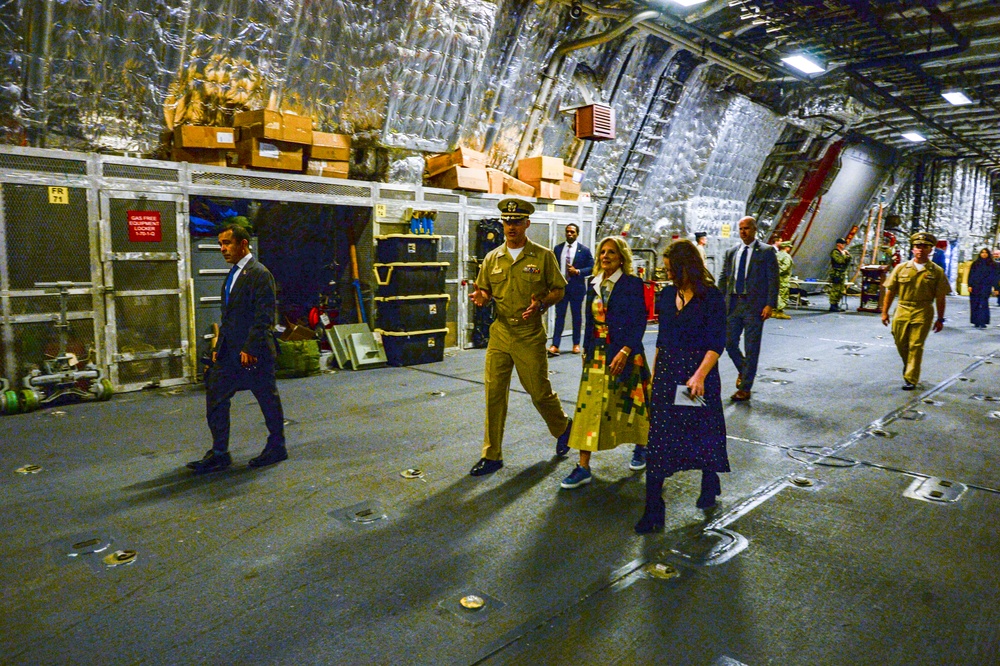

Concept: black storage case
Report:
left=376, top=234, right=440, bottom=263
left=375, top=294, right=449, bottom=331
left=374, top=262, right=448, bottom=297
left=377, top=328, right=447, bottom=366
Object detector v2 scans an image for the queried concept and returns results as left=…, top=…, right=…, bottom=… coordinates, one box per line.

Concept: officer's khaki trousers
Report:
left=892, top=303, right=933, bottom=384
left=482, top=320, right=569, bottom=460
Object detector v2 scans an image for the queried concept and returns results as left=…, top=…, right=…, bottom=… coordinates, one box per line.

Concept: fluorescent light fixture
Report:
left=941, top=90, right=973, bottom=106
left=902, top=132, right=926, bottom=142
left=781, top=55, right=825, bottom=75
left=669, top=0, right=710, bottom=6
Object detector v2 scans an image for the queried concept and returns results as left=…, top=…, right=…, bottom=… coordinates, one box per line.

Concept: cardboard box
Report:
left=310, top=132, right=351, bottom=161
left=174, top=125, right=236, bottom=149
left=518, top=155, right=563, bottom=181
left=560, top=178, right=582, bottom=196
left=486, top=168, right=506, bottom=194
left=428, top=165, right=489, bottom=192
left=560, top=189, right=580, bottom=201
left=425, top=147, right=488, bottom=177
left=563, top=165, right=584, bottom=184
left=306, top=160, right=350, bottom=179
left=235, top=137, right=304, bottom=172
left=504, top=175, right=535, bottom=197
left=524, top=178, right=561, bottom=199
left=234, top=109, right=313, bottom=145
left=170, top=146, right=229, bottom=167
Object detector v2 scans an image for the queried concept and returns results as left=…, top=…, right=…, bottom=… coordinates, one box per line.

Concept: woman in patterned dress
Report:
left=560, top=236, right=650, bottom=489
left=635, top=239, right=729, bottom=532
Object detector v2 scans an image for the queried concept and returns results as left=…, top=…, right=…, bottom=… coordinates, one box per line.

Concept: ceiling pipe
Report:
left=513, top=9, right=661, bottom=170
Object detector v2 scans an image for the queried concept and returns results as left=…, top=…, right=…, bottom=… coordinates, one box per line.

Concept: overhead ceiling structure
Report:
left=617, top=0, right=1000, bottom=174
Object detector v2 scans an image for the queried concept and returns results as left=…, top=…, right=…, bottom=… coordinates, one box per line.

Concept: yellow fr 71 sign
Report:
left=48, top=186, right=70, bottom=204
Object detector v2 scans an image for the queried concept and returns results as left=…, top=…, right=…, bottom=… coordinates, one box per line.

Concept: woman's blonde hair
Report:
left=593, top=236, right=635, bottom=276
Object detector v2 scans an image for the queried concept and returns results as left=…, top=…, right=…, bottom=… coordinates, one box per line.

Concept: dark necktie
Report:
left=734, top=247, right=748, bottom=294
left=224, top=264, right=239, bottom=304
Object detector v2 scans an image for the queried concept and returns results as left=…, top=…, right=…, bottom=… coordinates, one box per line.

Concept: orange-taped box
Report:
left=518, top=155, right=563, bottom=181
left=428, top=165, right=489, bottom=192
left=425, top=147, right=488, bottom=177
left=235, top=138, right=303, bottom=172
left=310, top=132, right=351, bottom=161
left=170, top=146, right=230, bottom=167
left=174, top=125, right=236, bottom=149
left=306, top=160, right=350, bottom=179
left=524, top=179, right=561, bottom=199
left=234, top=109, right=313, bottom=145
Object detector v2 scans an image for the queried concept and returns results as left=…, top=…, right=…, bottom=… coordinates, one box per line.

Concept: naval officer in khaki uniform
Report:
left=468, top=198, right=573, bottom=476
left=881, top=231, right=949, bottom=390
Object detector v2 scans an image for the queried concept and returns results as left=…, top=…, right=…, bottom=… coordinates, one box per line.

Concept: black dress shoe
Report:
left=902, top=382, right=917, bottom=391
left=555, top=418, right=573, bottom=457
left=248, top=446, right=288, bottom=468
left=469, top=458, right=503, bottom=476
left=187, top=449, right=232, bottom=474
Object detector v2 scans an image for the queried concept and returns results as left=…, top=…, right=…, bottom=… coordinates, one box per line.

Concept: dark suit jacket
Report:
left=216, top=256, right=278, bottom=365
left=718, top=240, right=779, bottom=311
left=583, top=273, right=647, bottom=364
left=552, top=241, right=594, bottom=299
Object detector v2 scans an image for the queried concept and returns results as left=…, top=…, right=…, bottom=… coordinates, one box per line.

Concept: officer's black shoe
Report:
left=248, top=446, right=288, bottom=468
left=555, top=418, right=573, bottom=457
left=187, top=449, right=232, bottom=474
left=902, top=382, right=917, bottom=391
left=470, top=458, right=503, bottom=476
left=829, top=304, right=842, bottom=312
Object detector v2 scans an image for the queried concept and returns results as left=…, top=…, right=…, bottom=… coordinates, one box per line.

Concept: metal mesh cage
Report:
left=118, top=355, right=184, bottom=385
left=115, top=295, right=181, bottom=351
left=424, top=192, right=462, bottom=204
left=102, top=163, right=180, bottom=182
left=108, top=198, right=178, bottom=253
left=435, top=210, right=459, bottom=281
left=379, top=189, right=417, bottom=201
left=0, top=153, right=88, bottom=175
left=190, top=170, right=371, bottom=198
left=113, top=261, right=179, bottom=291
left=12, top=319, right=96, bottom=380
left=9, top=294, right=93, bottom=315
left=3, top=184, right=91, bottom=289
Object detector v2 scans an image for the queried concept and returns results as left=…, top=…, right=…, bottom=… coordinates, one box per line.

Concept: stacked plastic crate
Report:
left=373, top=230, right=450, bottom=366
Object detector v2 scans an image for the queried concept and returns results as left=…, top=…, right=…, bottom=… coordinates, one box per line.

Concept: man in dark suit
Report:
left=718, top=216, right=779, bottom=402
left=548, top=224, right=594, bottom=356
left=188, top=224, right=287, bottom=473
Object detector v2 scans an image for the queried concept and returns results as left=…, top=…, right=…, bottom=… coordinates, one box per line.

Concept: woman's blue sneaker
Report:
left=560, top=465, right=592, bottom=489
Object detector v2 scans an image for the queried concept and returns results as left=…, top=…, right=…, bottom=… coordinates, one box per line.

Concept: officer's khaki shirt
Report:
left=883, top=260, right=949, bottom=306
left=475, top=238, right=566, bottom=321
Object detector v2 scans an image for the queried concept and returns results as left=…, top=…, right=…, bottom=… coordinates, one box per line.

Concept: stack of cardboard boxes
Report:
left=517, top=156, right=563, bottom=199
left=167, top=109, right=352, bottom=178
left=426, top=147, right=489, bottom=191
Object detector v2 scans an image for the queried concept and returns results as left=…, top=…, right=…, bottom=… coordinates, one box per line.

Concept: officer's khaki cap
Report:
left=910, top=231, right=936, bottom=246
left=498, top=198, right=534, bottom=220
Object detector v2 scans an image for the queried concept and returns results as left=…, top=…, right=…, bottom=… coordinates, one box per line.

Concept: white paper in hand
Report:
left=674, top=384, right=706, bottom=407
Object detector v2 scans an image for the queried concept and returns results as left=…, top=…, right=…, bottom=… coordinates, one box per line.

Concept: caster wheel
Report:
left=20, top=389, right=41, bottom=412
left=98, top=378, right=114, bottom=401
left=3, top=390, right=19, bottom=414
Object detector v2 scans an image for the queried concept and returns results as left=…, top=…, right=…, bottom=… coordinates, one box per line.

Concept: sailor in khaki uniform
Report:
left=881, top=231, right=949, bottom=390
left=468, top=198, right=573, bottom=476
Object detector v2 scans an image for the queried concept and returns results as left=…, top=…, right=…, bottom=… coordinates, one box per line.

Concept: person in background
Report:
left=695, top=232, right=708, bottom=263
left=967, top=247, right=996, bottom=329
left=827, top=237, right=852, bottom=312
left=560, top=236, right=650, bottom=489
left=881, top=231, right=949, bottom=391
left=549, top=224, right=594, bottom=356
left=993, top=248, right=1000, bottom=306
left=468, top=198, right=573, bottom=477
left=932, top=240, right=948, bottom=274
left=718, top=216, right=779, bottom=402
left=188, top=224, right=287, bottom=474
left=772, top=240, right=793, bottom=319
left=636, top=240, right=729, bottom=533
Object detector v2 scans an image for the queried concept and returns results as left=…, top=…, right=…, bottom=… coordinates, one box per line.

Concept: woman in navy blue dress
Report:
left=636, top=239, right=729, bottom=533
left=967, top=248, right=996, bottom=329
